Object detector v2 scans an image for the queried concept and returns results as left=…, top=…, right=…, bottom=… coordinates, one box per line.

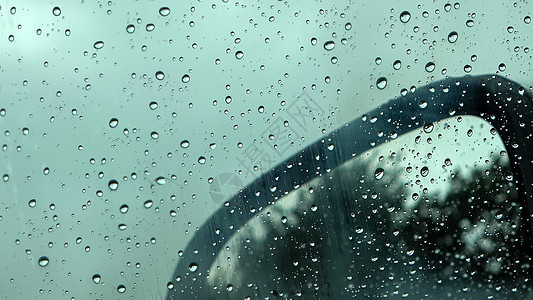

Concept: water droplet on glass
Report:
left=28, top=199, right=36, bottom=208
left=109, top=118, right=119, bottom=128
left=126, top=24, right=135, bottom=34
left=425, top=62, right=435, bottom=72
left=188, top=263, right=198, bottom=272
left=198, top=156, right=206, bottom=164
left=155, top=177, right=166, bottom=185
left=235, top=51, right=244, bottom=59
left=159, top=7, right=171, bottom=17
left=155, top=71, right=165, bottom=80
left=376, top=77, right=387, bottom=89
left=400, top=11, right=411, bottom=23
left=144, top=200, right=154, bottom=208
left=498, top=63, right=506, bottom=72
left=92, top=274, right=101, bottom=284
left=52, top=7, right=61, bottom=16
left=345, top=22, right=352, bottom=30
left=323, top=40, right=335, bottom=51
left=38, top=256, right=49, bottom=267
left=108, top=180, right=119, bottom=191
left=117, top=285, right=126, bottom=293
left=181, top=74, right=190, bottom=83
left=149, top=101, right=158, bottom=110
left=93, top=41, right=104, bottom=49
left=393, top=60, right=402, bottom=70
left=374, top=168, right=384, bottom=180
left=146, top=23, right=155, bottom=31
left=420, top=166, right=429, bottom=177
left=120, top=204, right=129, bottom=214
left=180, top=140, right=190, bottom=148
left=226, top=284, right=234, bottom=291
left=310, top=37, right=317, bottom=46
left=423, top=123, right=434, bottom=133
left=447, top=31, right=458, bottom=43
left=151, top=131, right=159, bottom=139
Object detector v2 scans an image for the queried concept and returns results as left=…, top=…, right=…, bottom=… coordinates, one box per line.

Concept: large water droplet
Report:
left=92, top=274, right=101, bottom=284
left=52, top=7, right=61, bottom=16
left=120, top=204, right=129, bottom=214
left=323, top=40, right=335, bottom=51
left=38, top=256, right=49, bottom=267
left=155, top=177, right=166, bottom=185
left=109, top=118, right=119, bottom=128
left=425, top=62, right=436, bottom=72
left=235, top=51, right=244, bottom=59
left=117, top=285, right=126, bottom=293
left=108, top=180, right=119, bottom=191
left=93, top=41, right=104, bottom=49
left=28, top=199, right=36, bottom=208
left=159, top=7, right=171, bottom=17
left=181, top=74, right=190, bottom=83
left=420, top=166, right=429, bottom=177
left=180, top=140, right=190, bottom=148
left=155, top=71, right=165, bottom=80
left=126, top=24, right=135, bottom=34
left=188, top=263, right=198, bottom=272
left=447, top=31, right=458, bottom=43
left=400, top=11, right=411, bottom=23
left=376, top=77, right=387, bottom=89
left=374, top=168, right=384, bottom=180
left=393, top=60, right=402, bottom=70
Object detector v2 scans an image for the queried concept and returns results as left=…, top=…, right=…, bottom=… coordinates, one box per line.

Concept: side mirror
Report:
left=167, top=75, right=533, bottom=299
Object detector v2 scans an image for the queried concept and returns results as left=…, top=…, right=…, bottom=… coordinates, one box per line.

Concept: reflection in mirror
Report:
left=202, top=116, right=531, bottom=298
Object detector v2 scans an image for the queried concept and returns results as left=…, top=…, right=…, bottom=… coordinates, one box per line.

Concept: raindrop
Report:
left=181, top=74, right=190, bottom=83
left=376, top=77, right=387, bottom=89
left=420, top=166, right=429, bottom=177
left=52, top=7, right=61, bottom=16
left=345, top=22, right=352, bottom=30
left=425, top=62, right=436, bottom=72
left=28, top=199, right=36, bottom=208
left=108, top=180, right=119, bottom=191
left=92, top=274, right=101, bottom=284
left=146, top=23, right=155, bottom=31
left=400, top=11, right=411, bottom=23
left=38, top=256, right=49, bottom=267
left=149, top=102, right=158, bottom=110
left=109, top=118, right=119, bottom=128
left=525, top=16, right=531, bottom=24
left=323, top=40, right=335, bottom=51
left=155, top=71, right=165, bottom=80
left=159, top=7, right=171, bottom=17
left=144, top=200, right=154, bottom=208
left=310, top=37, right=317, bottom=46
left=423, top=123, right=434, bottom=133
left=155, top=177, right=166, bottom=185
left=226, top=284, right=234, bottom=292
left=498, top=63, right=506, bottom=72
left=198, top=156, right=206, bottom=164
left=93, top=41, right=104, bottom=49
left=393, top=60, right=402, bottom=70
left=120, top=204, right=129, bottom=214
left=447, top=31, right=458, bottom=43
left=464, top=65, right=472, bottom=73
left=180, top=140, right=190, bottom=148
left=117, top=285, right=126, bottom=293
left=235, top=51, right=244, bottom=59
left=374, top=168, right=384, bottom=180
left=151, top=131, right=159, bottom=139
left=126, top=24, right=135, bottom=34
left=189, top=263, right=198, bottom=272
